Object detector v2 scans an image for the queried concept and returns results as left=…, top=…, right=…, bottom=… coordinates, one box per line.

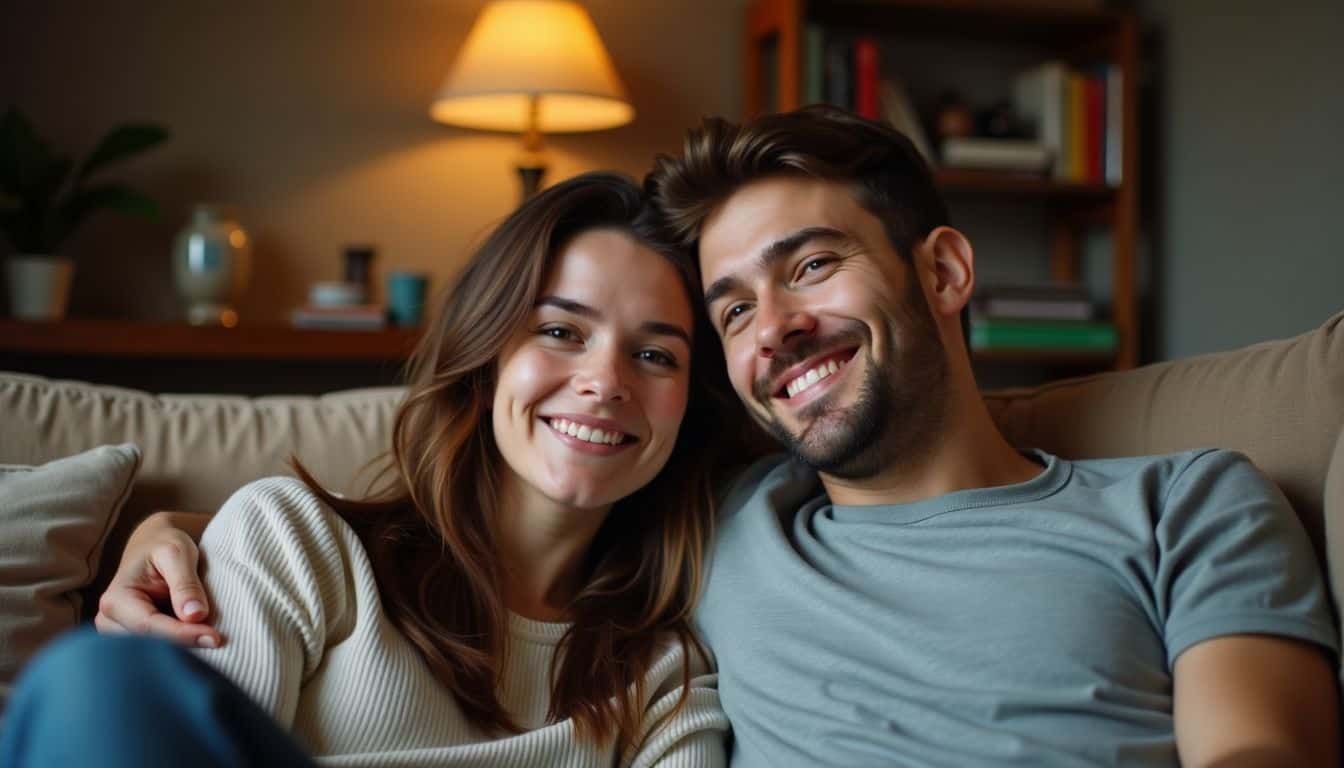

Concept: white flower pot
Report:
left=6, top=255, right=74, bottom=321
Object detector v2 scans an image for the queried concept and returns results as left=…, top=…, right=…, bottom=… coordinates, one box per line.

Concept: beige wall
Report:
left=0, top=1, right=743, bottom=324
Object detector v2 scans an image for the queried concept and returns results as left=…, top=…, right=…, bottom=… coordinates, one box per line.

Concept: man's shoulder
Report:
left=717, top=453, right=817, bottom=519
left=1065, top=447, right=1262, bottom=489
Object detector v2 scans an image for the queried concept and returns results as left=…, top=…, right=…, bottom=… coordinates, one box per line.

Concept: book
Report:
left=803, top=24, right=825, bottom=105
left=1067, top=72, right=1087, bottom=181
left=970, top=319, right=1116, bottom=351
left=941, top=138, right=1051, bottom=173
left=1084, top=74, right=1104, bottom=183
left=973, top=282, right=1094, bottom=321
left=973, top=298, right=1094, bottom=321
left=854, top=37, right=880, bottom=120
left=1012, top=61, right=1069, bottom=179
left=290, top=304, right=388, bottom=330
left=823, top=36, right=853, bottom=110
left=879, top=78, right=936, bottom=165
left=1104, top=65, right=1123, bottom=185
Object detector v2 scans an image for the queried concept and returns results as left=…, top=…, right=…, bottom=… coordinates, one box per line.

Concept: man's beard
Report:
left=752, top=282, right=949, bottom=479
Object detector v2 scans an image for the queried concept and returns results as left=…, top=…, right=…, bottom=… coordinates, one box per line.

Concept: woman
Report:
left=3, top=173, right=736, bottom=767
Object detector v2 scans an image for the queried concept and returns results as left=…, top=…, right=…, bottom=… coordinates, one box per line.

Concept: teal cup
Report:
left=386, top=271, right=429, bottom=326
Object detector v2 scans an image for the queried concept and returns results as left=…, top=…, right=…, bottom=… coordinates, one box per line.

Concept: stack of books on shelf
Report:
left=970, top=284, right=1116, bottom=354
left=804, top=29, right=936, bottom=163
left=290, top=304, right=387, bottom=330
left=1013, top=61, right=1123, bottom=185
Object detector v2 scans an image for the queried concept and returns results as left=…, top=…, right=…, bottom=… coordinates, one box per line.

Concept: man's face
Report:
left=698, top=176, right=947, bottom=478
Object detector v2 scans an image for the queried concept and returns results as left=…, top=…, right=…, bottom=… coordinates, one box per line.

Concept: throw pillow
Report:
left=0, top=444, right=141, bottom=710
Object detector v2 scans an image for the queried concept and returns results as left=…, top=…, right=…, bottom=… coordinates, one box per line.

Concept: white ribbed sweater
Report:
left=194, top=477, right=728, bottom=767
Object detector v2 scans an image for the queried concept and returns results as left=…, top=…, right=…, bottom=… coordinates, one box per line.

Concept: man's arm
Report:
left=1174, top=634, right=1340, bottom=767
left=94, top=510, right=222, bottom=647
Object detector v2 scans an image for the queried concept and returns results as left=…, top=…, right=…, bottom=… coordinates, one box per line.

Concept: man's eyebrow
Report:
left=536, top=296, right=691, bottom=345
left=702, top=226, right=849, bottom=307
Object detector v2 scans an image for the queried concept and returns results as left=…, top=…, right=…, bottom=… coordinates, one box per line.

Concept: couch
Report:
left=2, top=310, right=1341, bottom=711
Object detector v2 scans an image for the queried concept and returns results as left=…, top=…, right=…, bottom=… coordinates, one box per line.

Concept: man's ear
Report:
left=919, top=226, right=975, bottom=318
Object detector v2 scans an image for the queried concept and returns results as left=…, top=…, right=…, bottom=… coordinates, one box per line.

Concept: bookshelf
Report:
left=0, top=319, right=421, bottom=395
left=0, top=319, right=420, bottom=361
left=744, top=0, right=1141, bottom=372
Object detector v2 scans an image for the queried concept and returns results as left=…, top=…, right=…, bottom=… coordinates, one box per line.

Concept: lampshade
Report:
left=431, top=0, right=634, bottom=134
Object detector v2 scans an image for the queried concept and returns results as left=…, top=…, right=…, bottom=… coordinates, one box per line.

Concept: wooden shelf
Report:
left=809, top=1, right=1121, bottom=44
left=935, top=169, right=1116, bottom=200
left=0, top=319, right=421, bottom=362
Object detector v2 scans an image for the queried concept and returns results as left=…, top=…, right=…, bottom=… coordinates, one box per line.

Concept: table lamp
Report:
left=430, top=0, right=634, bottom=201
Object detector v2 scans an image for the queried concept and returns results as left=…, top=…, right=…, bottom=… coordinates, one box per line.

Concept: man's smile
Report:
left=765, top=347, right=860, bottom=408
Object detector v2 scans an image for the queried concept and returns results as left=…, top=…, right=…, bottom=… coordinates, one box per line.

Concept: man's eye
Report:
left=800, top=256, right=835, bottom=276
left=722, top=303, right=752, bottom=330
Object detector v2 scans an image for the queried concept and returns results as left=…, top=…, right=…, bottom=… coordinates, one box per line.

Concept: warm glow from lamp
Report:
left=431, top=1, right=634, bottom=199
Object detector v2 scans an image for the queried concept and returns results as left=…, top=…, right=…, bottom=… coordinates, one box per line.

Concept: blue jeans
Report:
left=1, top=628, right=315, bottom=768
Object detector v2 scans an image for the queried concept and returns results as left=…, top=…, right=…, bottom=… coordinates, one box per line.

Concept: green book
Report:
left=970, top=320, right=1117, bottom=350
left=804, top=24, right=825, bottom=106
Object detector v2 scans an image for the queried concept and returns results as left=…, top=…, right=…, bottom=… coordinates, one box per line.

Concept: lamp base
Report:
left=516, top=163, right=546, bottom=202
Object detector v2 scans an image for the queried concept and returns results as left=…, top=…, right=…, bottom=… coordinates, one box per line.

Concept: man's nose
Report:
left=755, top=293, right=816, bottom=359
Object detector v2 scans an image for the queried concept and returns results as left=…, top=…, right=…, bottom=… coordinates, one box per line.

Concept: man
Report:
left=89, top=107, right=1342, bottom=766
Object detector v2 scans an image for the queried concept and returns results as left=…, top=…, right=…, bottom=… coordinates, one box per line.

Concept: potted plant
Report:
left=0, top=107, right=168, bottom=320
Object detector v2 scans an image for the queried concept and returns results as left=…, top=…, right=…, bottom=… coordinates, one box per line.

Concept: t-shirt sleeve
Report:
left=1154, top=449, right=1339, bottom=664
left=192, top=477, right=355, bottom=727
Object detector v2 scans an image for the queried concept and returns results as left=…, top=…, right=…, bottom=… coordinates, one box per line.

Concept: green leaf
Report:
left=77, top=123, right=169, bottom=181
left=0, top=206, right=41, bottom=252
left=47, top=183, right=159, bottom=252
left=0, top=107, right=59, bottom=199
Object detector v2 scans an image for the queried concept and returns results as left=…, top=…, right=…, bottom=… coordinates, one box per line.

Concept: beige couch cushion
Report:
left=985, top=310, right=1343, bottom=567
left=0, top=444, right=140, bottom=706
left=0, top=374, right=402, bottom=612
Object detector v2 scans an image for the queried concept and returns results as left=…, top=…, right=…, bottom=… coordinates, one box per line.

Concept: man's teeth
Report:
left=547, top=418, right=626, bottom=445
left=785, top=359, right=843, bottom=398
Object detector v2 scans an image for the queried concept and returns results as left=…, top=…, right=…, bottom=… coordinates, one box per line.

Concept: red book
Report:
left=854, top=38, right=880, bottom=120
left=1084, top=74, right=1104, bottom=183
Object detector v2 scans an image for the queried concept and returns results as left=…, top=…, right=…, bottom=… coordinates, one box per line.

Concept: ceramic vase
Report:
left=5, top=255, right=74, bottom=320
left=173, top=205, right=251, bottom=326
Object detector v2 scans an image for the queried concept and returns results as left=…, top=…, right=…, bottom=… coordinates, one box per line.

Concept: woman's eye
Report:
left=637, top=349, right=677, bottom=368
left=539, top=326, right=579, bottom=342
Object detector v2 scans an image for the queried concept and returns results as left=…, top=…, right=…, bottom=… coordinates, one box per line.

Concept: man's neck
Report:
left=819, top=394, right=1042, bottom=507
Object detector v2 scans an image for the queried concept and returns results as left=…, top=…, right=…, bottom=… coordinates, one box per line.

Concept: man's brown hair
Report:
left=647, top=105, right=951, bottom=266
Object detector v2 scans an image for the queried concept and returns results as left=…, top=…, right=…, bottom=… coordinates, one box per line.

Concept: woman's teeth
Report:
left=785, top=358, right=844, bottom=398
left=548, top=418, right=627, bottom=446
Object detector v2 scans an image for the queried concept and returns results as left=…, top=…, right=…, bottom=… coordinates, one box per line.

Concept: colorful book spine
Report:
left=854, top=37, right=880, bottom=119
left=970, top=320, right=1116, bottom=351
left=804, top=24, right=825, bottom=106
left=1067, top=73, right=1087, bottom=181
left=824, top=37, right=853, bottom=110
left=1105, top=65, right=1124, bottom=185
left=1084, top=74, right=1104, bottom=183
left=1012, top=61, right=1069, bottom=179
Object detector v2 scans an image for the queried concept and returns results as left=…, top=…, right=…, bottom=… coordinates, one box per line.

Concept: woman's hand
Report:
left=94, top=511, right=224, bottom=648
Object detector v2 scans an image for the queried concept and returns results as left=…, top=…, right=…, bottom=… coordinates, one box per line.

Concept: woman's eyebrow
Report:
left=536, top=296, right=690, bottom=345
left=641, top=321, right=691, bottom=346
left=536, top=295, right=598, bottom=318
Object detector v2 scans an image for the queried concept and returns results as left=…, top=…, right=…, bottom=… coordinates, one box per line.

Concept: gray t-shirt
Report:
left=695, top=448, right=1337, bottom=767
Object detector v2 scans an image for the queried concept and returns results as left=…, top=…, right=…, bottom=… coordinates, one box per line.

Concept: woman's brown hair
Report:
left=292, top=172, right=733, bottom=748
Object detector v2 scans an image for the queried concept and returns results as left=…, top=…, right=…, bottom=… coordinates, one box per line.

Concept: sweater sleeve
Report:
left=624, top=642, right=730, bottom=768
left=192, top=477, right=357, bottom=728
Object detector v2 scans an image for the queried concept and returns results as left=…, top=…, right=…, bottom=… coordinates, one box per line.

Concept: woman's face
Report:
left=492, top=228, right=694, bottom=513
